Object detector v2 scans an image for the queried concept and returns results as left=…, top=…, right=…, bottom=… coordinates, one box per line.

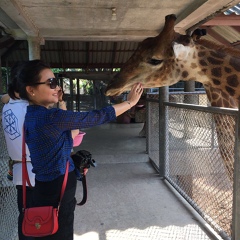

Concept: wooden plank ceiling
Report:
left=0, top=1, right=240, bottom=69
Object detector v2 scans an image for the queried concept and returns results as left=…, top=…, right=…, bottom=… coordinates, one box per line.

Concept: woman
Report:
left=1, top=64, right=78, bottom=240
left=16, top=59, right=143, bottom=239
left=2, top=70, right=35, bottom=240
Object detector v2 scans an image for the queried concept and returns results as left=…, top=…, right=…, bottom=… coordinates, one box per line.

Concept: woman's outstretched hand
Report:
left=127, top=83, right=143, bottom=107
left=112, top=83, right=143, bottom=117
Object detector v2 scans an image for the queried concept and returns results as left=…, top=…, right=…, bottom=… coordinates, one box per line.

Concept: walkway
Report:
left=73, top=123, right=220, bottom=240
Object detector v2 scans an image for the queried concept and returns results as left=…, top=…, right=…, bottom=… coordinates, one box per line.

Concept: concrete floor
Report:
left=72, top=123, right=220, bottom=240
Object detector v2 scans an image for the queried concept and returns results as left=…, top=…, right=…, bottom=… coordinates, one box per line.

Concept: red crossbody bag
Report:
left=21, top=127, right=69, bottom=237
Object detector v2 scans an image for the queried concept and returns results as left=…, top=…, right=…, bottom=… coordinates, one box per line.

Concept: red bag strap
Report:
left=59, top=160, right=69, bottom=209
left=22, top=125, right=31, bottom=210
left=22, top=125, right=69, bottom=210
left=22, top=128, right=32, bottom=187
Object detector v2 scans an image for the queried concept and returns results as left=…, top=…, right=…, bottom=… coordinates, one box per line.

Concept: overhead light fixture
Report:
left=111, top=7, right=117, bottom=21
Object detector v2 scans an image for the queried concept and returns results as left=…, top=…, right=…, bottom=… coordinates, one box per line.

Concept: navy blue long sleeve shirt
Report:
left=25, top=105, right=116, bottom=181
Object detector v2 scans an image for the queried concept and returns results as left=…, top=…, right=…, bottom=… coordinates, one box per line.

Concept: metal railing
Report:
left=147, top=92, right=238, bottom=240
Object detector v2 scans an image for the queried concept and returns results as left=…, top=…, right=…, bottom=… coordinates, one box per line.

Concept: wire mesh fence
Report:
left=147, top=92, right=235, bottom=239
left=0, top=90, right=236, bottom=239
left=169, top=92, right=208, bottom=106
left=147, top=99, right=159, bottom=166
left=0, top=101, right=18, bottom=240
left=167, top=106, right=234, bottom=239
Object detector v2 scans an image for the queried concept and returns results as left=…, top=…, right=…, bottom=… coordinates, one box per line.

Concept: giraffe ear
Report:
left=191, top=28, right=207, bottom=40
left=172, top=42, right=191, bottom=60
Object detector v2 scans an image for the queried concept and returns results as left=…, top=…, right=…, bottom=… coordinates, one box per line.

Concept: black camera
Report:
left=71, top=150, right=96, bottom=205
left=71, top=150, right=96, bottom=176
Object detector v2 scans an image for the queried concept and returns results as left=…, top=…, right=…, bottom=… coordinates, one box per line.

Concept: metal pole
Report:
left=232, top=102, right=240, bottom=240
left=93, top=80, right=97, bottom=109
left=184, top=81, right=195, bottom=138
left=159, top=86, right=169, bottom=178
left=211, top=114, right=215, bottom=148
left=76, top=79, right=80, bottom=111
left=146, top=100, right=150, bottom=155
left=70, top=78, right=74, bottom=111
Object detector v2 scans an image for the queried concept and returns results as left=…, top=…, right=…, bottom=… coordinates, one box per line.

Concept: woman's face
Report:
left=28, top=68, right=60, bottom=108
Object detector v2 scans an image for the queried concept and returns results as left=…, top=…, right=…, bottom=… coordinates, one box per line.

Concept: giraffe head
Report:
left=105, top=14, right=197, bottom=96
left=106, top=14, right=240, bottom=99
left=105, top=14, right=180, bottom=96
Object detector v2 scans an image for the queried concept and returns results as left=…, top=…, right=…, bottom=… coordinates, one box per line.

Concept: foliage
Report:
left=79, top=79, right=93, bottom=95
left=52, top=68, right=85, bottom=73
left=51, top=68, right=64, bottom=73
left=61, top=78, right=94, bottom=95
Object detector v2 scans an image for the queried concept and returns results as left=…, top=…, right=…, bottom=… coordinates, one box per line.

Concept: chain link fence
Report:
left=0, top=100, right=18, bottom=240
left=147, top=92, right=236, bottom=239
left=0, top=90, right=237, bottom=239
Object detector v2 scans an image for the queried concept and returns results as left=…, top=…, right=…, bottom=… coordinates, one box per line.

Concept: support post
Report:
left=28, top=37, right=41, bottom=60
left=184, top=80, right=195, bottom=138
left=181, top=80, right=195, bottom=197
left=184, top=80, right=195, bottom=95
left=232, top=103, right=240, bottom=240
left=159, top=86, right=169, bottom=178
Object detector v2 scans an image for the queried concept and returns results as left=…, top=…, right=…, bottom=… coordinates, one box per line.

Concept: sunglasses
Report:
left=32, top=78, right=60, bottom=89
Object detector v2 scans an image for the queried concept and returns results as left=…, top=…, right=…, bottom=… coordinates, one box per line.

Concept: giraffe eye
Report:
left=148, top=58, right=163, bottom=65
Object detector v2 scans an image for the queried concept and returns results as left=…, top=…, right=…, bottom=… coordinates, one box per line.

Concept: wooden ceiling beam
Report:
left=204, top=27, right=232, bottom=46
left=202, top=13, right=240, bottom=26
left=231, top=26, right=240, bottom=32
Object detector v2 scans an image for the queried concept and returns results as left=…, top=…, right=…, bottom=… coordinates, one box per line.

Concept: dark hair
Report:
left=8, top=60, right=50, bottom=101
left=8, top=83, right=19, bottom=100
left=8, top=61, right=26, bottom=99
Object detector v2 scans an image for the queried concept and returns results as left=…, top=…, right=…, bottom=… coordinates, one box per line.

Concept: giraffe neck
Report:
left=204, top=84, right=238, bottom=109
left=171, top=40, right=240, bottom=105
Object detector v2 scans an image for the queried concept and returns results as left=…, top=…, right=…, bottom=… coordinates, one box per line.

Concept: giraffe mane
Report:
left=196, top=38, right=240, bottom=58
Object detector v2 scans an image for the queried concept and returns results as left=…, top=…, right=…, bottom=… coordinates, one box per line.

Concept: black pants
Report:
left=16, top=185, right=34, bottom=240
left=32, top=170, right=77, bottom=240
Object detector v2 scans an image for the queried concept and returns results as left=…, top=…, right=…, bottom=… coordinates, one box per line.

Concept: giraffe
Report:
left=105, top=14, right=240, bottom=181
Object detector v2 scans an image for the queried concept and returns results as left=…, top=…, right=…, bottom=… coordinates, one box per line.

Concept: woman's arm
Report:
left=112, top=83, right=143, bottom=117
left=50, top=83, right=143, bottom=130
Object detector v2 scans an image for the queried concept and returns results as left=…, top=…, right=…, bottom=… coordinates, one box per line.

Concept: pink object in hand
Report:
left=73, top=132, right=86, bottom=147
